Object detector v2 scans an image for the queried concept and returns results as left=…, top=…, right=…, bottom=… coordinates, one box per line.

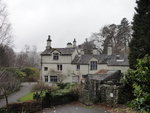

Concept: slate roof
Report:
left=41, top=48, right=76, bottom=55
left=88, top=70, right=121, bottom=83
left=72, top=54, right=129, bottom=66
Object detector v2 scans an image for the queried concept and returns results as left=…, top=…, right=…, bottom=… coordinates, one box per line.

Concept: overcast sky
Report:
left=5, top=0, right=136, bottom=52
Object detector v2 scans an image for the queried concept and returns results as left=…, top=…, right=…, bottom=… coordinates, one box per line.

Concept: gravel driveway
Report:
left=0, top=82, right=36, bottom=108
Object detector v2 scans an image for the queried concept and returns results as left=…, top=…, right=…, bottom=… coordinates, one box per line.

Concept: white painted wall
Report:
left=41, top=49, right=129, bottom=84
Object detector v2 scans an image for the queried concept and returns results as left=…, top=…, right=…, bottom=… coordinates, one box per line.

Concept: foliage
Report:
left=32, top=81, right=56, bottom=100
left=37, top=83, right=80, bottom=107
left=3, top=67, right=25, bottom=79
left=82, top=38, right=95, bottom=54
left=0, top=100, right=42, bottom=113
left=57, top=82, right=71, bottom=89
left=21, top=67, right=39, bottom=77
left=21, top=67, right=39, bottom=82
left=42, top=89, right=79, bottom=108
left=0, top=44, right=15, bottom=67
left=91, top=18, right=132, bottom=54
left=125, top=55, right=150, bottom=112
left=129, top=0, right=150, bottom=69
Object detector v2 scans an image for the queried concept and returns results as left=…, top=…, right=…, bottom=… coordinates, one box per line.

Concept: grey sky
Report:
left=5, top=0, right=136, bottom=52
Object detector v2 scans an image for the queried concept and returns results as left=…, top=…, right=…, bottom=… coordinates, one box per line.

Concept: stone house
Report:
left=40, top=35, right=129, bottom=84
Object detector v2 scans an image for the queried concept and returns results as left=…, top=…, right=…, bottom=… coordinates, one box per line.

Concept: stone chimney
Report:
left=73, top=38, right=76, bottom=47
left=46, top=35, right=52, bottom=49
left=92, top=46, right=98, bottom=55
left=67, top=42, right=72, bottom=48
left=107, top=44, right=112, bottom=55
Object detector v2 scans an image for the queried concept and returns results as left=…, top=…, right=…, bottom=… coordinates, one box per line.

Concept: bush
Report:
left=0, top=100, right=42, bottom=113
left=125, top=55, right=150, bottom=112
left=57, top=82, right=71, bottom=89
left=21, top=67, right=39, bottom=82
left=42, top=89, right=79, bottom=108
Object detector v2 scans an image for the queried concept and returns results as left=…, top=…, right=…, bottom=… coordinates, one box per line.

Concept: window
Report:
left=57, top=64, right=62, bottom=71
left=53, top=53, right=59, bottom=60
left=90, top=61, right=97, bottom=70
left=50, top=76, right=57, bottom=82
left=44, top=67, right=48, bottom=71
left=77, top=64, right=80, bottom=70
left=45, top=76, right=48, bottom=82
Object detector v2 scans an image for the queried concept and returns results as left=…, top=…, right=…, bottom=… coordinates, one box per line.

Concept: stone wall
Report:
left=81, top=75, right=133, bottom=105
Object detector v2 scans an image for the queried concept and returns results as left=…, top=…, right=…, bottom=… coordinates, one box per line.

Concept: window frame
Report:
left=57, top=64, right=62, bottom=71
left=53, top=53, right=59, bottom=60
left=44, top=75, right=48, bottom=82
left=50, top=76, right=57, bottom=83
left=44, top=67, right=48, bottom=71
left=76, top=64, right=80, bottom=70
left=90, top=61, right=97, bottom=70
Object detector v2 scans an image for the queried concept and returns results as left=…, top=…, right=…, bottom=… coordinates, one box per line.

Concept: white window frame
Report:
left=50, top=76, right=57, bottom=83
left=53, top=53, right=59, bottom=60
left=77, top=64, right=80, bottom=70
left=57, top=64, right=62, bottom=71
left=45, top=75, right=48, bottom=82
left=90, top=61, right=97, bottom=70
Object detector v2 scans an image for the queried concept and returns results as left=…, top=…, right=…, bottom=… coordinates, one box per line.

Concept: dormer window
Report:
left=77, top=64, right=80, bottom=70
left=90, top=61, right=97, bottom=70
left=53, top=53, right=59, bottom=60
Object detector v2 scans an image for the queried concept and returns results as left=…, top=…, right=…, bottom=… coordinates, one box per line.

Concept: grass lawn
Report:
left=18, top=92, right=34, bottom=102
left=18, top=88, right=71, bottom=102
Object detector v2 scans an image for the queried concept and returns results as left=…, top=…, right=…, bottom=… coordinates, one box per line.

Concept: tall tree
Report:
left=91, top=18, right=132, bottom=55
left=0, top=0, right=14, bottom=68
left=82, top=38, right=95, bottom=55
left=0, top=0, right=13, bottom=46
left=129, top=0, right=150, bottom=69
left=0, top=44, right=15, bottom=67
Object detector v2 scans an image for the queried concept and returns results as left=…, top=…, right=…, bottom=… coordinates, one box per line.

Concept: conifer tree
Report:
left=129, top=0, right=150, bottom=69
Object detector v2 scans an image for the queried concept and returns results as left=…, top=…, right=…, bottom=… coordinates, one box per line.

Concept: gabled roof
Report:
left=72, top=54, right=129, bottom=66
left=41, top=48, right=76, bottom=55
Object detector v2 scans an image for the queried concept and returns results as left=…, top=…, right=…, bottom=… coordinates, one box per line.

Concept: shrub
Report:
left=42, top=89, right=79, bottom=108
left=57, top=82, right=71, bottom=89
left=125, top=55, right=150, bottom=112
left=0, top=100, right=42, bottom=113
left=21, top=67, right=39, bottom=82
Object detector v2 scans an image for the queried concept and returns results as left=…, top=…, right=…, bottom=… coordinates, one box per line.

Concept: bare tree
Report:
left=49, top=69, right=66, bottom=83
left=0, top=0, right=14, bottom=67
left=15, top=45, right=40, bottom=69
left=0, top=71, right=21, bottom=106
left=0, top=0, right=13, bottom=46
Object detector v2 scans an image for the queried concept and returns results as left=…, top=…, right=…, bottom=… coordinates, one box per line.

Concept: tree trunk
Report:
left=4, top=94, right=8, bottom=107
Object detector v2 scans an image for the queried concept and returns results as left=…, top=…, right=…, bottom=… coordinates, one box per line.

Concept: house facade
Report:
left=40, top=35, right=129, bottom=84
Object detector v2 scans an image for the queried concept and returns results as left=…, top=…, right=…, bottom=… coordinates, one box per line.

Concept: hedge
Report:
left=0, top=100, right=42, bottom=113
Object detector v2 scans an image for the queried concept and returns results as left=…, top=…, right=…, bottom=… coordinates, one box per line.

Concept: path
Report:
left=0, top=82, right=36, bottom=108
left=36, top=104, right=110, bottom=113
